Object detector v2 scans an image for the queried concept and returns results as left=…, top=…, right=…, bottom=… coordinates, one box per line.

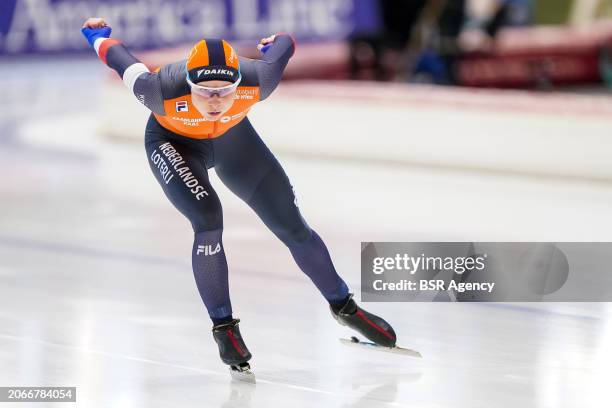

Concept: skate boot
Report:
left=212, top=318, right=254, bottom=382
left=330, top=294, right=397, bottom=348
left=212, top=318, right=252, bottom=365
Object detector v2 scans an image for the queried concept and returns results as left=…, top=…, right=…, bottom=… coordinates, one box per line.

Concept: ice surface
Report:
left=0, top=57, right=611, bottom=408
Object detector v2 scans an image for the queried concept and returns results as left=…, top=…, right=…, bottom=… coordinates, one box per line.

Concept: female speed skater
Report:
left=81, top=17, right=397, bottom=377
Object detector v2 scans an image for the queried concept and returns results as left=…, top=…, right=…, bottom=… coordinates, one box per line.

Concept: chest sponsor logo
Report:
left=219, top=111, right=246, bottom=123
left=175, top=100, right=189, bottom=112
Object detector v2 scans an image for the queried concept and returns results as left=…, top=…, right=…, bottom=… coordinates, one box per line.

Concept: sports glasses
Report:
left=186, top=72, right=242, bottom=98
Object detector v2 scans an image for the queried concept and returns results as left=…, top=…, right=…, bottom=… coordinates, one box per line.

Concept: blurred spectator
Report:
left=459, top=0, right=533, bottom=53
left=410, top=0, right=466, bottom=84
left=349, top=0, right=427, bottom=81
left=349, top=0, right=534, bottom=84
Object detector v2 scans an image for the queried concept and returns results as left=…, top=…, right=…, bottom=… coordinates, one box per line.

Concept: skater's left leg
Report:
left=213, top=119, right=397, bottom=347
left=212, top=118, right=349, bottom=304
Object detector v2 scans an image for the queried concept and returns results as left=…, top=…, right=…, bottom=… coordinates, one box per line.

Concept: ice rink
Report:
left=1, top=57, right=611, bottom=407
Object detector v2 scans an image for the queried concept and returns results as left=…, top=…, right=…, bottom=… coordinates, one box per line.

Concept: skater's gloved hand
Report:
left=257, top=34, right=277, bottom=54
left=81, top=17, right=112, bottom=47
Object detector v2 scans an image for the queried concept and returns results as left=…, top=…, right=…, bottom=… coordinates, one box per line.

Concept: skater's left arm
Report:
left=250, top=33, right=296, bottom=100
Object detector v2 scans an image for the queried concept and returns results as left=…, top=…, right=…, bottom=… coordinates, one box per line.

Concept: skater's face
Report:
left=190, top=80, right=237, bottom=121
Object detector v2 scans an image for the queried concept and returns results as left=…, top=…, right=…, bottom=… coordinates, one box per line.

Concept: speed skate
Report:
left=340, top=336, right=422, bottom=358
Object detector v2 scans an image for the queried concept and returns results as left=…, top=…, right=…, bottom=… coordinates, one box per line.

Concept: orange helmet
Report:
left=186, top=38, right=240, bottom=84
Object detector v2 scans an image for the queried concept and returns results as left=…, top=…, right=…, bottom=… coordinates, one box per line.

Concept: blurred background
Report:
left=2, top=2, right=612, bottom=407
left=2, top=0, right=612, bottom=181
left=4, top=0, right=612, bottom=87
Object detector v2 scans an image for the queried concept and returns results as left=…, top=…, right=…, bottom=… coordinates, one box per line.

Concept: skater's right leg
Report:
left=145, top=116, right=253, bottom=370
left=144, top=115, right=233, bottom=321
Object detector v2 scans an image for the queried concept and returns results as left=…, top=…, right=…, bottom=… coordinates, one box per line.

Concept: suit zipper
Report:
left=210, top=120, right=218, bottom=138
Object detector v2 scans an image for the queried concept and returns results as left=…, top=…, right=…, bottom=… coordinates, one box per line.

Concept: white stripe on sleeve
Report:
left=122, top=63, right=150, bottom=93
left=93, top=37, right=107, bottom=55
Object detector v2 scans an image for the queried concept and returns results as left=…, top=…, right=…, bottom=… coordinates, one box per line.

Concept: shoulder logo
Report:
left=175, top=100, right=189, bottom=112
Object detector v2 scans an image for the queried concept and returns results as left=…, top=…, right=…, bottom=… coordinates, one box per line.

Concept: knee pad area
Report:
left=280, top=225, right=313, bottom=247
left=191, top=210, right=223, bottom=233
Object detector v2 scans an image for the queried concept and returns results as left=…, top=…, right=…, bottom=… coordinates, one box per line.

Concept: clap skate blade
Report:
left=340, top=336, right=422, bottom=358
left=229, top=362, right=256, bottom=383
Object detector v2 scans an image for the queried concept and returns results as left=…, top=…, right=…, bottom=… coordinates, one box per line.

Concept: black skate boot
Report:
left=212, top=318, right=254, bottom=382
left=330, top=294, right=397, bottom=348
left=212, top=318, right=252, bottom=365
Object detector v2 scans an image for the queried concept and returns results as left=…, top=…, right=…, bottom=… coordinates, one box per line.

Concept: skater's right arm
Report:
left=81, top=18, right=166, bottom=116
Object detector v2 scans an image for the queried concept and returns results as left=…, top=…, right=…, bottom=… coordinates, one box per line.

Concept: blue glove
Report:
left=81, top=26, right=112, bottom=47
left=260, top=44, right=271, bottom=54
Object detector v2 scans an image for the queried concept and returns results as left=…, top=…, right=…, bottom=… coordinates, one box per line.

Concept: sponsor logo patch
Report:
left=197, top=68, right=235, bottom=78
left=175, top=100, right=189, bottom=112
left=197, top=243, right=221, bottom=256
